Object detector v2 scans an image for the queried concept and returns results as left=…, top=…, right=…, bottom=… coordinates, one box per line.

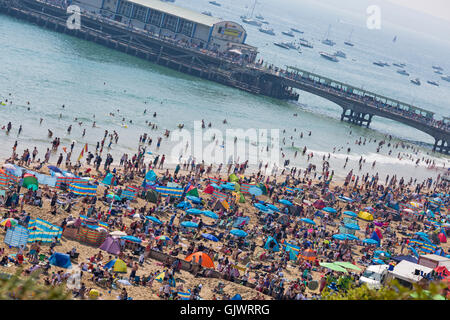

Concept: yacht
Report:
left=434, top=70, right=443, bottom=75
left=322, top=25, right=335, bottom=46
left=410, top=78, right=421, bottom=86
left=298, top=39, right=313, bottom=48
left=209, top=1, right=221, bottom=6
left=393, top=63, right=405, bottom=68
left=335, top=51, right=346, bottom=58
left=282, top=30, right=295, bottom=37
left=241, top=18, right=262, bottom=26
left=441, top=75, right=450, bottom=82
left=258, top=27, right=275, bottom=35
left=202, top=11, right=212, bottom=16
left=273, top=42, right=290, bottom=49
left=432, top=65, right=443, bottom=71
left=291, top=28, right=304, bottom=34
left=255, top=14, right=264, bottom=20
left=427, top=80, right=439, bottom=86
left=373, top=61, right=386, bottom=67
left=319, top=52, right=338, bottom=62
left=284, top=42, right=298, bottom=49
left=397, top=70, right=409, bottom=76
left=344, top=29, right=354, bottom=47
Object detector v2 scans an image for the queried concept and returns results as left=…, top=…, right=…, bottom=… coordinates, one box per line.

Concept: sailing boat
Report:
left=241, top=0, right=262, bottom=27
left=322, top=25, right=336, bottom=46
left=393, top=36, right=397, bottom=43
left=344, top=29, right=354, bottom=47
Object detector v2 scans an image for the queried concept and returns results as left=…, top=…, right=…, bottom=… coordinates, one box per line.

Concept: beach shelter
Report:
left=186, top=196, right=202, bottom=204
left=186, top=208, right=203, bottom=215
left=203, top=185, right=214, bottom=194
left=202, top=210, right=219, bottom=219
left=228, top=173, right=239, bottom=183
left=186, top=188, right=199, bottom=198
left=121, top=235, right=142, bottom=243
left=266, top=204, right=279, bottom=212
left=230, top=229, right=248, bottom=237
left=4, top=225, right=29, bottom=248
left=363, top=238, right=379, bottom=245
left=146, top=216, right=162, bottom=224
left=301, top=218, right=316, bottom=225
left=345, top=223, right=360, bottom=231
left=104, top=258, right=127, bottom=273
left=358, top=211, right=374, bottom=221
left=322, top=207, right=337, bottom=213
left=23, top=175, right=38, bottom=190
left=313, top=199, right=326, bottom=210
left=254, top=203, right=269, bottom=212
left=237, top=192, right=246, bottom=203
left=264, top=236, right=280, bottom=252
left=180, top=221, right=198, bottom=228
left=319, top=262, right=348, bottom=273
left=145, top=170, right=157, bottom=182
left=231, top=294, right=242, bottom=300
left=248, top=186, right=263, bottom=196
left=176, top=201, right=191, bottom=209
left=201, top=233, right=219, bottom=242
left=49, top=253, right=72, bottom=269
left=99, top=236, right=121, bottom=255
left=185, top=252, right=215, bottom=269
left=279, top=199, right=293, bottom=206
left=145, top=189, right=159, bottom=203
left=438, top=232, right=447, bottom=243
left=256, top=183, right=268, bottom=195
left=101, top=173, right=116, bottom=186
left=343, top=211, right=357, bottom=218
left=371, top=231, right=381, bottom=244
left=334, top=261, right=361, bottom=271
left=299, top=248, right=317, bottom=261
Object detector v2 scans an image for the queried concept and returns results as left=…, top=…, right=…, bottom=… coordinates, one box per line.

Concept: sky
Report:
left=386, top=0, right=450, bottom=22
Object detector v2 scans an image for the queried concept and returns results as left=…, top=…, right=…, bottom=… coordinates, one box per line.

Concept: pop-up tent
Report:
left=358, top=211, right=374, bottom=221
left=101, top=173, right=116, bottom=186
left=203, top=185, right=214, bottom=194
left=185, top=252, right=215, bottom=269
left=145, top=189, right=159, bottom=203
left=99, top=236, right=121, bottom=255
left=264, top=236, right=280, bottom=252
left=49, top=252, right=72, bottom=268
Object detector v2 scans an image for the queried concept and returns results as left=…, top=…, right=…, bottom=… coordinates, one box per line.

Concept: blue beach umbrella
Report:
left=333, top=234, right=349, bottom=241
left=181, top=221, right=198, bottom=228
left=323, top=207, right=337, bottom=213
left=254, top=203, right=269, bottom=212
left=202, top=210, right=219, bottom=219
left=415, top=232, right=428, bottom=238
left=186, top=208, right=203, bottom=215
left=249, top=187, right=263, bottom=196
left=300, top=218, right=316, bottom=225
left=211, top=183, right=222, bottom=190
left=47, top=165, right=62, bottom=174
left=186, top=196, right=202, bottom=204
left=374, top=250, right=391, bottom=258
left=344, top=234, right=359, bottom=240
left=344, top=223, right=360, bottom=230
left=146, top=216, right=162, bottom=224
left=343, top=211, right=357, bottom=217
left=373, top=258, right=385, bottom=265
left=362, top=239, right=379, bottom=245
left=266, top=204, right=280, bottom=212
left=121, top=235, right=142, bottom=243
left=221, top=183, right=235, bottom=190
left=230, top=229, right=248, bottom=237
left=177, top=201, right=192, bottom=209
left=201, top=233, right=219, bottom=242
left=279, top=199, right=293, bottom=206
left=107, top=194, right=121, bottom=201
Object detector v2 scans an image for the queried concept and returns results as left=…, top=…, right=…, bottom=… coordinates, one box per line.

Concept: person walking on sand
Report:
left=56, top=153, right=63, bottom=167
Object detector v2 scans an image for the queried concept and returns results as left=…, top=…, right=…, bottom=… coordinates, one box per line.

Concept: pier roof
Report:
left=127, top=0, right=221, bottom=27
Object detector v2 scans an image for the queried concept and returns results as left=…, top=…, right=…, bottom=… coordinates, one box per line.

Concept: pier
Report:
left=1, top=0, right=449, bottom=154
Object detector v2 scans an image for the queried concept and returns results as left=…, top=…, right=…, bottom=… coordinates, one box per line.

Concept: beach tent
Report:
left=186, top=187, right=199, bottom=198
left=438, top=233, right=447, bottom=243
left=186, top=196, right=202, bottom=204
left=101, top=173, right=116, bottom=186
left=185, top=252, right=215, bottom=269
left=145, top=189, right=159, bottom=203
left=299, top=248, right=317, bottom=261
left=23, top=175, right=38, bottom=191
left=99, top=236, right=121, bottom=255
left=233, top=216, right=250, bottom=228
left=77, top=224, right=108, bottom=247
left=358, top=211, right=374, bottom=221
left=231, top=294, right=242, bottom=300
left=256, top=183, right=268, bottom=195
left=203, top=185, right=214, bottom=194
left=145, top=170, right=157, bottom=182
left=370, top=231, right=381, bottom=244
left=176, top=201, right=191, bottom=209
left=4, top=225, right=29, bottom=248
left=230, top=229, right=248, bottom=237
left=313, top=200, right=326, bottom=210
left=104, top=258, right=127, bottom=273
left=49, top=253, right=72, bottom=269
left=264, top=236, right=280, bottom=252
left=228, top=173, right=239, bottom=183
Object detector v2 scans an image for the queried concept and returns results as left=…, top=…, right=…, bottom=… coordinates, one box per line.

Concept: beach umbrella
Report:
left=254, top=203, right=269, bottom=212
left=333, top=234, right=349, bottom=241
left=23, top=175, right=38, bottom=190
left=344, top=234, right=359, bottom=241
left=180, top=221, right=198, bottom=228
left=0, top=218, right=18, bottom=228
left=279, top=199, right=293, bottom=206
left=322, top=207, right=337, bottom=213
left=230, top=229, right=248, bottom=237
left=155, top=235, right=170, bottom=241
left=210, top=183, right=222, bottom=190
left=415, top=232, right=428, bottom=238
left=186, top=195, right=202, bottom=204
left=248, top=186, right=263, bottom=196
left=344, top=223, right=360, bottom=230
left=107, top=194, right=121, bottom=201
left=146, top=216, right=162, bottom=224
left=334, top=261, right=362, bottom=271
left=319, top=262, right=348, bottom=273
left=121, top=235, right=142, bottom=243
left=362, top=238, right=379, bottom=245
left=186, top=208, right=203, bottom=215
left=220, top=183, right=235, bottom=191
left=266, top=204, right=280, bottom=212
left=104, top=258, right=127, bottom=273
left=300, top=218, right=316, bottom=225
left=372, top=258, right=385, bottom=265
left=109, top=230, right=127, bottom=237
left=201, top=233, right=219, bottom=242
left=202, top=210, right=219, bottom=219
left=47, top=165, right=62, bottom=173
left=231, top=294, right=242, bottom=300
left=343, top=211, right=357, bottom=217
left=374, top=250, right=391, bottom=258
left=176, top=201, right=191, bottom=209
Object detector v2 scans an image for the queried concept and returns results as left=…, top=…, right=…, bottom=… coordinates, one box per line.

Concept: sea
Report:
left=0, top=0, right=449, bottom=182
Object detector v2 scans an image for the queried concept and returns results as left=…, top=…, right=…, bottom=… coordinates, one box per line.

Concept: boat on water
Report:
left=344, top=29, right=354, bottom=47
left=432, top=65, right=443, bottom=71
left=322, top=25, right=335, bottom=46
left=202, top=11, right=212, bottom=16
left=255, top=14, right=264, bottom=20
left=434, top=70, right=443, bottom=75
left=258, top=27, right=275, bottom=35
left=273, top=42, right=290, bottom=49
left=298, top=39, right=313, bottom=48
left=441, top=75, right=450, bottom=82
left=373, top=61, right=389, bottom=67
left=393, top=63, right=406, bottom=68
left=291, top=28, right=304, bottom=34
left=242, top=18, right=262, bottom=26
left=397, top=70, right=409, bottom=76
left=319, top=52, right=338, bottom=62
left=209, top=1, right=221, bottom=6
left=260, top=20, right=269, bottom=24
left=335, top=51, right=346, bottom=58
left=410, top=78, right=421, bottom=86
left=284, top=42, right=298, bottom=49
left=427, top=80, right=439, bottom=86
left=282, top=31, right=295, bottom=37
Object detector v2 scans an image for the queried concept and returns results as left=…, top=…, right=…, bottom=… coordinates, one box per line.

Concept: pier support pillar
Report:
left=434, top=139, right=449, bottom=155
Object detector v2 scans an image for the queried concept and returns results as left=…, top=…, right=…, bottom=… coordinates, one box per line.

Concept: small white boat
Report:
left=410, top=78, right=421, bottom=85
left=397, top=70, right=409, bottom=76
left=282, top=30, right=295, bottom=37
left=335, top=50, right=346, bottom=58
left=258, top=27, right=275, bottom=35
left=320, top=52, right=338, bottom=62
